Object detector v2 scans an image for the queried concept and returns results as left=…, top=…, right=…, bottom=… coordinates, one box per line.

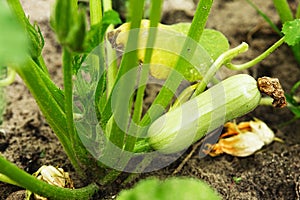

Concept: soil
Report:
left=1, top=0, right=300, bottom=199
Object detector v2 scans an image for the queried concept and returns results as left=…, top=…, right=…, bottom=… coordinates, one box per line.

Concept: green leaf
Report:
left=102, top=10, right=122, bottom=26
left=0, top=2, right=28, bottom=65
left=167, top=23, right=229, bottom=60
left=108, top=20, right=229, bottom=81
left=117, top=177, right=221, bottom=200
left=84, top=10, right=121, bottom=52
left=25, top=22, right=44, bottom=59
left=282, top=19, right=300, bottom=46
left=200, top=29, right=230, bottom=60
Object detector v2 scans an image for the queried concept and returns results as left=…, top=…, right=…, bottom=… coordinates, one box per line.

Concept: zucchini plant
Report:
left=0, top=0, right=292, bottom=199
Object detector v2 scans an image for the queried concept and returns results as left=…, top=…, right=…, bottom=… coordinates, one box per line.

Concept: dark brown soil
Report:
left=1, top=0, right=300, bottom=199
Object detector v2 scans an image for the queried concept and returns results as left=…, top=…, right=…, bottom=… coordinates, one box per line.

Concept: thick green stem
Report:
left=141, top=0, right=214, bottom=127
left=259, top=97, right=273, bottom=106
left=132, top=0, right=163, bottom=122
left=62, top=49, right=90, bottom=172
left=108, top=0, right=146, bottom=150
left=90, top=0, right=102, bottom=25
left=126, top=0, right=163, bottom=150
left=63, top=49, right=76, bottom=143
left=226, top=37, right=285, bottom=70
left=114, top=0, right=145, bottom=142
left=114, top=0, right=164, bottom=178
left=63, top=49, right=96, bottom=177
left=103, top=0, right=112, bottom=12
left=100, top=0, right=146, bottom=183
left=188, top=0, right=213, bottom=41
left=272, top=0, right=294, bottom=23
left=15, top=58, right=82, bottom=174
left=0, top=156, right=98, bottom=199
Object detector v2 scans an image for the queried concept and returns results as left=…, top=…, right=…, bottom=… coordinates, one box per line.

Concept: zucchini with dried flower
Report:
left=147, top=74, right=261, bottom=153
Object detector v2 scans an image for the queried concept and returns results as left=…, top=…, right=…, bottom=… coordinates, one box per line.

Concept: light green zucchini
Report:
left=147, top=74, right=261, bottom=153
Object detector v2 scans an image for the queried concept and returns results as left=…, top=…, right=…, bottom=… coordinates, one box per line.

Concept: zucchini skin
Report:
left=147, top=74, right=261, bottom=153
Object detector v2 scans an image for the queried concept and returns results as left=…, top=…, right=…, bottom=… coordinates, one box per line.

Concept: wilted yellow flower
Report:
left=204, top=118, right=282, bottom=157
left=29, top=165, right=74, bottom=200
left=37, top=165, right=69, bottom=188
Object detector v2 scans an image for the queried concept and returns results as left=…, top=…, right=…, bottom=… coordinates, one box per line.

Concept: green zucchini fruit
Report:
left=147, top=74, right=261, bottom=153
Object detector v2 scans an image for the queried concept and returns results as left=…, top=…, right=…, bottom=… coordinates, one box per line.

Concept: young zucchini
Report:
left=147, top=74, right=261, bottom=153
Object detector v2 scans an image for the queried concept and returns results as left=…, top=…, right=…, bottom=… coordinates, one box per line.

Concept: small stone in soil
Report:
left=6, top=190, right=26, bottom=200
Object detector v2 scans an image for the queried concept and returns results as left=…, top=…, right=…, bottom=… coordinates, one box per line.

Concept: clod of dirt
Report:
left=0, top=129, right=9, bottom=152
left=6, top=190, right=26, bottom=200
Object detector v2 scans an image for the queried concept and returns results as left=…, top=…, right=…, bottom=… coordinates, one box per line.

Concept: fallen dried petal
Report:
left=217, top=132, right=265, bottom=157
left=205, top=118, right=278, bottom=157
left=31, top=165, right=74, bottom=200
left=249, top=118, right=275, bottom=144
left=40, top=166, right=66, bottom=187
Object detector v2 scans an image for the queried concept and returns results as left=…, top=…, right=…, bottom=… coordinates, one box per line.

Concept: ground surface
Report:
left=1, top=0, right=300, bottom=199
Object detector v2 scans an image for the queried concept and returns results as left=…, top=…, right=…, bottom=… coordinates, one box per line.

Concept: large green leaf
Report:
left=117, top=177, right=221, bottom=200
left=282, top=19, right=300, bottom=46
left=108, top=20, right=229, bottom=81
left=167, top=23, right=229, bottom=60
